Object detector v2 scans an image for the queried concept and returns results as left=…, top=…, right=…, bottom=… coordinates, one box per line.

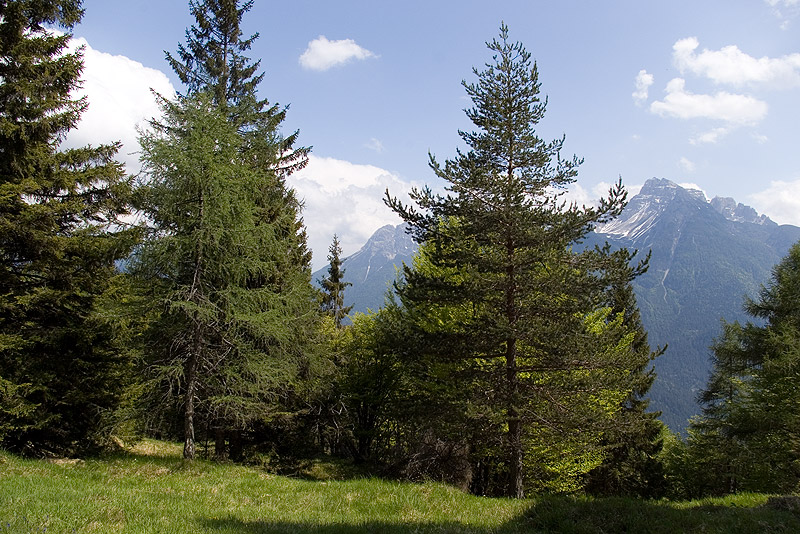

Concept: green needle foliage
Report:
left=166, top=0, right=309, bottom=177
left=320, top=235, right=353, bottom=328
left=134, top=92, right=320, bottom=461
left=687, top=241, right=800, bottom=495
left=134, top=0, right=319, bottom=461
left=0, top=0, right=138, bottom=455
left=386, top=24, right=652, bottom=498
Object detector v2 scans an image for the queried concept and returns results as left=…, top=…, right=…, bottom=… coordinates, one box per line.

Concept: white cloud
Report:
left=650, top=78, right=768, bottom=124
left=299, top=36, right=377, bottom=71
left=559, top=181, right=642, bottom=209
left=752, top=132, right=770, bottom=144
left=749, top=179, right=800, bottom=225
left=673, top=37, right=800, bottom=88
left=690, top=127, right=731, bottom=145
left=559, top=183, right=593, bottom=208
left=63, top=36, right=176, bottom=172
left=623, top=183, right=643, bottom=199
left=364, top=137, right=385, bottom=153
left=764, top=0, right=800, bottom=29
left=678, top=157, right=695, bottom=173
left=287, top=155, right=419, bottom=269
left=632, top=69, right=654, bottom=105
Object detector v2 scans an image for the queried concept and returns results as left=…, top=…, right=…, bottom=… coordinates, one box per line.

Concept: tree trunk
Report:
left=229, top=429, right=243, bottom=461
left=183, top=350, right=198, bottom=460
left=506, top=339, right=524, bottom=499
left=505, top=237, right=524, bottom=498
left=214, top=427, right=227, bottom=460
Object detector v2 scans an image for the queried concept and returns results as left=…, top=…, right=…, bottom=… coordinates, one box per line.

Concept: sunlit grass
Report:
left=1, top=440, right=798, bottom=533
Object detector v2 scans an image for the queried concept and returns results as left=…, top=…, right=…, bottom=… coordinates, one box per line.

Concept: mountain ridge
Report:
left=314, top=178, right=800, bottom=430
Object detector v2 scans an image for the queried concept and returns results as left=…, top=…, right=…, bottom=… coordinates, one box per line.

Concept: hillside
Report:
left=317, top=179, right=800, bottom=432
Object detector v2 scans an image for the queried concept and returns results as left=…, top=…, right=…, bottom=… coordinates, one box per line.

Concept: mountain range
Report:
left=313, top=178, right=800, bottom=431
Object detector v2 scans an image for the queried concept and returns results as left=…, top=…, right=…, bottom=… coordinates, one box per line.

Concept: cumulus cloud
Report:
left=299, top=36, right=377, bottom=71
left=62, top=36, right=176, bottom=172
left=749, top=178, right=800, bottom=225
left=287, top=155, right=419, bottom=269
left=632, top=69, right=654, bottom=105
left=558, top=181, right=641, bottom=209
left=673, top=37, right=800, bottom=88
left=650, top=78, right=768, bottom=124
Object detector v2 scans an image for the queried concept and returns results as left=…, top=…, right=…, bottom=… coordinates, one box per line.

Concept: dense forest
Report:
left=1, top=0, right=798, bottom=501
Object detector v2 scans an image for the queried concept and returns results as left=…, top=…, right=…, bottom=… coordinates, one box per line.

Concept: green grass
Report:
left=1, top=440, right=798, bottom=533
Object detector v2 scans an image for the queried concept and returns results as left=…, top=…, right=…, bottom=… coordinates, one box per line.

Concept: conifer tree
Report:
left=135, top=92, right=320, bottom=460
left=165, top=0, right=309, bottom=176
left=320, top=235, right=353, bottom=328
left=386, top=24, right=631, bottom=497
left=688, top=241, right=800, bottom=494
left=135, top=0, right=319, bottom=460
left=0, top=0, right=137, bottom=453
left=584, top=247, right=666, bottom=497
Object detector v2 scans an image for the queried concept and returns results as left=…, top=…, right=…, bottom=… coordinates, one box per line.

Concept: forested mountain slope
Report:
left=314, top=179, right=800, bottom=431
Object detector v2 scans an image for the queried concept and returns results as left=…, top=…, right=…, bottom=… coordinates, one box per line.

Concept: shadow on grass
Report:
left=199, top=495, right=800, bottom=534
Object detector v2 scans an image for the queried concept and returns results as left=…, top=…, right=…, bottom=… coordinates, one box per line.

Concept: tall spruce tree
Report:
left=135, top=0, right=318, bottom=460
left=386, top=24, right=633, bottom=497
left=320, top=235, right=352, bottom=328
left=0, top=0, right=137, bottom=454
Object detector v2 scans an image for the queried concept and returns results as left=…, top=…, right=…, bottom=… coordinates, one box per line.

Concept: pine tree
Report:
left=386, top=24, right=630, bottom=497
left=320, top=235, right=353, bottom=328
left=0, top=0, right=137, bottom=454
left=165, top=0, right=309, bottom=176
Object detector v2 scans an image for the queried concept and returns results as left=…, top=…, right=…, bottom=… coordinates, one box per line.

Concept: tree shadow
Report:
left=197, top=495, right=800, bottom=534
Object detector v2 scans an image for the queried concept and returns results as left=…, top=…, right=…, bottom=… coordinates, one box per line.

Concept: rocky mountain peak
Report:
left=710, top=196, right=775, bottom=226
left=351, top=223, right=415, bottom=263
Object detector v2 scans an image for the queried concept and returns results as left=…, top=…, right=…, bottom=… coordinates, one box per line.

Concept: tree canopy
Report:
left=687, top=241, right=800, bottom=495
left=386, top=23, right=653, bottom=497
left=0, top=0, right=137, bottom=454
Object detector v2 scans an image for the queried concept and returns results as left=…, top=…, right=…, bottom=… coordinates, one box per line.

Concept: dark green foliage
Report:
left=319, top=235, right=353, bottom=328
left=135, top=0, right=319, bottom=462
left=0, top=0, right=138, bottom=454
left=134, top=92, right=321, bottom=461
left=686, top=241, right=800, bottom=495
left=165, top=0, right=309, bottom=176
left=386, top=24, right=652, bottom=497
left=584, top=247, right=666, bottom=497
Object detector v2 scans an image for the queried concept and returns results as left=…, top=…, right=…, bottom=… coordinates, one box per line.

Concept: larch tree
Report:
left=0, top=0, right=138, bottom=454
left=135, top=0, right=318, bottom=460
left=319, top=235, right=352, bottom=328
left=688, top=241, right=800, bottom=494
left=386, top=24, right=635, bottom=498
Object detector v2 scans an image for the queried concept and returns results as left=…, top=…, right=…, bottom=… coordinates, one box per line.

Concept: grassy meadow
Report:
left=1, top=440, right=798, bottom=533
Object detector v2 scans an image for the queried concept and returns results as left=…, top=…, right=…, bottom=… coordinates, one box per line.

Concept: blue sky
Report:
left=65, top=0, right=800, bottom=269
